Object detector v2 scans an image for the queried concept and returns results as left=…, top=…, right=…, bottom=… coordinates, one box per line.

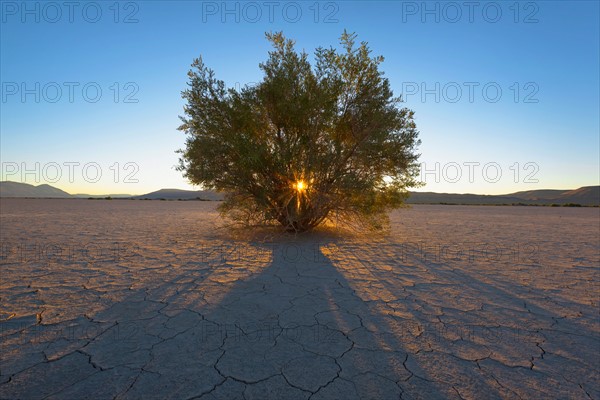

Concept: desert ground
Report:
left=0, top=199, right=598, bottom=399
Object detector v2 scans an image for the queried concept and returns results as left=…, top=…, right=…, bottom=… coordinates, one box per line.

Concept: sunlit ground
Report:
left=0, top=199, right=598, bottom=399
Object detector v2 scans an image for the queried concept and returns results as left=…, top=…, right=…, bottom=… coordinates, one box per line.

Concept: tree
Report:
left=178, top=31, right=421, bottom=232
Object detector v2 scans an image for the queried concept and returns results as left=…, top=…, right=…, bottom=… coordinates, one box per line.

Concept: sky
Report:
left=1, top=0, right=598, bottom=195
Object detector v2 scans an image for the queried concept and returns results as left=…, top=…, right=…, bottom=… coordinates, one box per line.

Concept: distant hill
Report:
left=131, top=188, right=224, bottom=201
left=504, top=189, right=567, bottom=200
left=0, top=181, right=221, bottom=200
left=406, top=192, right=522, bottom=205
left=0, top=181, right=132, bottom=198
left=73, top=193, right=132, bottom=198
left=407, top=186, right=600, bottom=206
left=1, top=181, right=598, bottom=205
left=0, top=181, right=71, bottom=198
left=554, top=186, right=600, bottom=205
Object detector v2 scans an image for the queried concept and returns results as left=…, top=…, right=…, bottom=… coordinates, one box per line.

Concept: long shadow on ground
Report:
left=1, top=232, right=597, bottom=399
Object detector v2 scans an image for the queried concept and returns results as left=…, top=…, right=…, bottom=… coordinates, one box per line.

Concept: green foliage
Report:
left=178, top=31, right=421, bottom=232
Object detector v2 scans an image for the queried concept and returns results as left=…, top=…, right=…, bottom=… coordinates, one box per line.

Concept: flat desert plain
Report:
left=0, top=199, right=598, bottom=399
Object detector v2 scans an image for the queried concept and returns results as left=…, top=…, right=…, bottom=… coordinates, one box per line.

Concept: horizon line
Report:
left=1, top=180, right=599, bottom=198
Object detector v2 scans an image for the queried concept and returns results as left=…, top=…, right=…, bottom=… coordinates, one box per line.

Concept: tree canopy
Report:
left=178, top=31, right=421, bottom=232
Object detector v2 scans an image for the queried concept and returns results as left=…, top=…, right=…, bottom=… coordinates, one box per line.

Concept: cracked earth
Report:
left=0, top=199, right=598, bottom=399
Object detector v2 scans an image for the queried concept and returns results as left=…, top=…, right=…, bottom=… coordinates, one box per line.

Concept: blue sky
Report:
left=1, top=0, right=598, bottom=195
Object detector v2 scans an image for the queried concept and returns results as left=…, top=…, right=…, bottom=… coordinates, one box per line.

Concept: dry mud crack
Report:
left=1, top=200, right=598, bottom=399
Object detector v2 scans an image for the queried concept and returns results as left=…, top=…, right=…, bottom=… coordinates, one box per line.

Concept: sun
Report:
left=294, top=180, right=306, bottom=192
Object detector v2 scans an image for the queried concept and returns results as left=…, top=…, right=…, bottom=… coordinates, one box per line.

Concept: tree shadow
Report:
left=1, top=231, right=594, bottom=399
left=110, top=232, right=492, bottom=400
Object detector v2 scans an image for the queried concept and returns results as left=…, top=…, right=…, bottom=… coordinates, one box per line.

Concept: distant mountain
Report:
left=0, top=181, right=71, bottom=198
left=131, top=188, right=224, bottom=201
left=406, top=192, right=522, bottom=205
left=504, top=189, right=567, bottom=200
left=554, top=186, right=600, bottom=205
left=0, top=181, right=132, bottom=198
left=0, top=181, right=221, bottom=201
left=1, top=181, right=597, bottom=205
left=407, top=186, right=600, bottom=206
left=73, top=193, right=132, bottom=198
left=135, top=186, right=598, bottom=205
